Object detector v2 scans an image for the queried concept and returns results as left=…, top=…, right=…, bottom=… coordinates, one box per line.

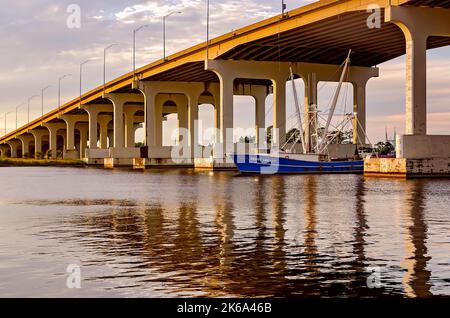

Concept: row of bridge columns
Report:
left=0, top=60, right=378, bottom=166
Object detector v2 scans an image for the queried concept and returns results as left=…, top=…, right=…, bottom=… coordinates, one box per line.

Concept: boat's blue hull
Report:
left=231, top=154, right=364, bottom=174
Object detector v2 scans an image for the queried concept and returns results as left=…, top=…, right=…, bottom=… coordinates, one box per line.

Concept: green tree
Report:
left=375, top=141, right=394, bottom=155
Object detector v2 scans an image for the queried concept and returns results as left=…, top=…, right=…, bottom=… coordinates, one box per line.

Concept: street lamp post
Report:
left=41, top=85, right=51, bottom=117
left=4, top=111, right=13, bottom=136
left=15, top=103, right=25, bottom=131
left=58, top=74, right=72, bottom=114
left=79, top=60, right=90, bottom=106
left=133, top=25, right=150, bottom=80
left=104, top=44, right=119, bottom=93
left=27, top=95, right=39, bottom=123
left=163, top=11, right=182, bottom=60
left=206, top=0, right=210, bottom=60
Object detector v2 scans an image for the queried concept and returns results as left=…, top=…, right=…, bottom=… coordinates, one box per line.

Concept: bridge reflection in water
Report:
left=1, top=168, right=446, bottom=297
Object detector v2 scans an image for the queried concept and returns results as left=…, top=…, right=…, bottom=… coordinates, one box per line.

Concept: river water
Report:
left=0, top=167, right=448, bottom=297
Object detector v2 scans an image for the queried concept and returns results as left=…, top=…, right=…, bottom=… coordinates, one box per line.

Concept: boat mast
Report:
left=289, top=67, right=307, bottom=154
left=317, top=49, right=352, bottom=153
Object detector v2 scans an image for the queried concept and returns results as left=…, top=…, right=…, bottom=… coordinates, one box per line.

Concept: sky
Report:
left=1, top=0, right=450, bottom=145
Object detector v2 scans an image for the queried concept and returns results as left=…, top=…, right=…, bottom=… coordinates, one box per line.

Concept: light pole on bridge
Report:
left=27, top=95, right=39, bottom=124
left=4, top=111, right=13, bottom=136
left=103, top=44, right=119, bottom=93
left=133, top=25, right=150, bottom=80
left=41, top=85, right=51, bottom=118
left=163, top=11, right=182, bottom=61
left=79, top=60, right=90, bottom=106
left=58, top=74, right=72, bottom=115
left=15, top=103, right=25, bottom=131
left=206, top=0, right=210, bottom=60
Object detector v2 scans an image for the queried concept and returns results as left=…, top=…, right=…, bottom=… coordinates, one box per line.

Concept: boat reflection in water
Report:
left=0, top=167, right=447, bottom=297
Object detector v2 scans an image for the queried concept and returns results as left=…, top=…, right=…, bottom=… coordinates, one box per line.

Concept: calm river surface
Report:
left=0, top=167, right=449, bottom=297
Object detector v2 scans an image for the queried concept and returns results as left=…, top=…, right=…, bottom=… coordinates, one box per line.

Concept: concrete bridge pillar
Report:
left=30, top=129, right=48, bottom=158
left=7, top=140, right=21, bottom=158
left=98, top=115, right=111, bottom=149
left=107, top=129, right=114, bottom=148
left=17, top=134, right=34, bottom=157
left=81, top=104, right=113, bottom=164
left=0, top=144, right=9, bottom=158
left=364, top=5, right=450, bottom=177
left=353, top=82, right=367, bottom=145
left=82, top=105, right=99, bottom=149
left=154, top=98, right=163, bottom=147
left=135, top=84, right=157, bottom=148
left=136, top=81, right=203, bottom=158
left=43, top=123, right=66, bottom=159
left=124, top=105, right=143, bottom=148
left=186, top=91, right=203, bottom=158
left=77, top=123, right=88, bottom=159
left=386, top=6, right=430, bottom=135
left=103, top=93, right=143, bottom=149
left=272, top=76, right=287, bottom=146
left=208, top=83, right=221, bottom=138
left=206, top=60, right=291, bottom=161
left=61, top=115, right=88, bottom=159
left=252, top=87, right=267, bottom=147
left=175, top=95, right=189, bottom=145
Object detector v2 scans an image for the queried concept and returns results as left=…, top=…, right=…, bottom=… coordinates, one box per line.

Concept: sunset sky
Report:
left=1, top=0, right=449, bottom=144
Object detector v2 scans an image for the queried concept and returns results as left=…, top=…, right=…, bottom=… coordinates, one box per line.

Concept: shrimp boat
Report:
left=232, top=51, right=371, bottom=174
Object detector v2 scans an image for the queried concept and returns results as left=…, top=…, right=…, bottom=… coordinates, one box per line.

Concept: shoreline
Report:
left=0, top=158, right=86, bottom=167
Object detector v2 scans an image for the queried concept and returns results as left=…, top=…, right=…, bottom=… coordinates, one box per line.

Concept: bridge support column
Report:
left=206, top=59, right=291, bottom=164
left=30, top=129, right=48, bottom=158
left=365, top=5, right=450, bottom=177
left=176, top=95, right=188, bottom=145
left=17, top=135, right=34, bottom=158
left=0, top=144, right=9, bottom=158
left=98, top=115, right=111, bottom=149
left=124, top=105, right=143, bottom=148
left=136, top=81, right=203, bottom=166
left=43, top=123, right=65, bottom=159
left=77, top=123, right=88, bottom=159
left=7, top=140, right=21, bottom=158
left=104, top=93, right=143, bottom=150
left=155, top=99, right=163, bottom=147
left=107, top=129, right=114, bottom=148
left=102, top=93, right=143, bottom=167
left=186, top=91, right=202, bottom=159
left=82, top=104, right=113, bottom=164
left=353, top=82, right=367, bottom=145
left=249, top=86, right=267, bottom=148
left=61, top=115, right=88, bottom=159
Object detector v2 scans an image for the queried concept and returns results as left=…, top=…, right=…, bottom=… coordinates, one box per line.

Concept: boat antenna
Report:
left=318, top=49, right=352, bottom=153
left=289, top=66, right=307, bottom=154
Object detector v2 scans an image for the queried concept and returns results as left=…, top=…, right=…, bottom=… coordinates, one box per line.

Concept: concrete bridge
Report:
left=1, top=0, right=450, bottom=176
